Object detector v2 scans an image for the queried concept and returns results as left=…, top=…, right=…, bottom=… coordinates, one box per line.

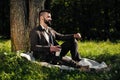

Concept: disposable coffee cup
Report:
left=56, top=49, right=61, bottom=56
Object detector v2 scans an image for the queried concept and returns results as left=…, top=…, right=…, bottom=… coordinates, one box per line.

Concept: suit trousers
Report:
left=60, top=39, right=81, bottom=61
left=47, top=39, right=82, bottom=68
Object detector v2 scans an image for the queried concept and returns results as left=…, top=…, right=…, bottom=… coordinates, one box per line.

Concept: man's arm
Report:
left=49, top=28, right=81, bottom=41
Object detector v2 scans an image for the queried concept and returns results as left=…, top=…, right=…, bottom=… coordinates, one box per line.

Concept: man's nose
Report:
left=50, top=18, right=52, bottom=21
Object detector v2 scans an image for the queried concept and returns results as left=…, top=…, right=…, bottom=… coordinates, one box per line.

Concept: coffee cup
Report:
left=56, top=49, right=61, bottom=56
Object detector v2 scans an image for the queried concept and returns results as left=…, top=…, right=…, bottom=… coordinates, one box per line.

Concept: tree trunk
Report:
left=29, top=0, right=45, bottom=29
left=10, top=0, right=45, bottom=52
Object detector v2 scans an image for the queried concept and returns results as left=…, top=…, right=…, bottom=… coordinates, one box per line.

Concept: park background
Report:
left=0, top=0, right=120, bottom=80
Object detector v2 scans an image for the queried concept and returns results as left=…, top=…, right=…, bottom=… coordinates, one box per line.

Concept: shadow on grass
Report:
left=0, top=52, right=120, bottom=80
left=40, top=53, right=120, bottom=80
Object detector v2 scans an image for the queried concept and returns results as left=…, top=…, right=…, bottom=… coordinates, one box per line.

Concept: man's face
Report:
left=43, top=12, right=52, bottom=26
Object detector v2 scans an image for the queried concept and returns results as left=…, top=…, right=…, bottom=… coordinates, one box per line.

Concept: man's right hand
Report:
left=50, top=45, right=61, bottom=53
left=74, top=33, right=81, bottom=39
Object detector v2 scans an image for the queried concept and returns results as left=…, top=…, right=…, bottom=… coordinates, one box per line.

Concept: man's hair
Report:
left=39, top=9, right=51, bottom=17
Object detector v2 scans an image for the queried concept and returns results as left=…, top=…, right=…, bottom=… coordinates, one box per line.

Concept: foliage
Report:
left=51, top=0, right=120, bottom=41
left=0, top=40, right=120, bottom=80
left=0, top=39, right=11, bottom=53
left=0, top=0, right=10, bottom=38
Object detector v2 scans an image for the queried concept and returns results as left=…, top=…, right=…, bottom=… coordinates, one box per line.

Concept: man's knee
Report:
left=74, top=39, right=78, bottom=43
left=71, top=39, right=78, bottom=45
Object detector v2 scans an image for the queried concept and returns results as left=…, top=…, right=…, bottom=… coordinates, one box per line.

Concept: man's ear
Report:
left=40, top=16, right=44, bottom=20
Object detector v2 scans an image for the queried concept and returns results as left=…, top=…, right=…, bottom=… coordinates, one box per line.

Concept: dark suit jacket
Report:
left=30, top=25, right=74, bottom=59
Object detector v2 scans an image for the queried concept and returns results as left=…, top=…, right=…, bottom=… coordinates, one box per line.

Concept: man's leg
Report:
left=45, top=53, right=60, bottom=64
left=60, top=39, right=81, bottom=62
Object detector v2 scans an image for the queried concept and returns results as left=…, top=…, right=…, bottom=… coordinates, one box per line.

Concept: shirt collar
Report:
left=40, top=25, right=48, bottom=32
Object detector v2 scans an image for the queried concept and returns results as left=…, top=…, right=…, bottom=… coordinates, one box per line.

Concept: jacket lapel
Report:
left=37, top=25, right=50, bottom=45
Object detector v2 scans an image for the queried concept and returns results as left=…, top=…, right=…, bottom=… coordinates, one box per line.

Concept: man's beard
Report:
left=44, top=19, right=52, bottom=27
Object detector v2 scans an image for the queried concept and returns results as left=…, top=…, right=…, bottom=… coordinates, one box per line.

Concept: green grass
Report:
left=0, top=39, right=120, bottom=80
left=0, top=39, right=11, bottom=53
left=79, top=41, right=120, bottom=57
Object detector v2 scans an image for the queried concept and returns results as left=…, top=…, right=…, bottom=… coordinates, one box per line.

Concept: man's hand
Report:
left=50, top=45, right=61, bottom=53
left=74, top=33, right=81, bottom=39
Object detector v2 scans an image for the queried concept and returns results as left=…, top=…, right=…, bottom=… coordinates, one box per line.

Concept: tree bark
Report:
left=10, top=0, right=45, bottom=52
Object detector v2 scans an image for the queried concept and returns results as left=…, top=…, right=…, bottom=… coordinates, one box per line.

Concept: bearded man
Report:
left=30, top=10, right=89, bottom=70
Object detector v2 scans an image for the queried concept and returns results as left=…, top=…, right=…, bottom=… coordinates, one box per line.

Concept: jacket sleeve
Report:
left=30, top=29, right=50, bottom=52
left=50, top=28, right=74, bottom=41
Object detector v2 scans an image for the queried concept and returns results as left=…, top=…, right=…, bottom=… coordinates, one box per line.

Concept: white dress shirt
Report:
left=41, top=26, right=50, bottom=43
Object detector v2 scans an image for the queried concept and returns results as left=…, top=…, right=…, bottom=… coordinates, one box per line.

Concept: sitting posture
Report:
left=30, top=10, right=89, bottom=71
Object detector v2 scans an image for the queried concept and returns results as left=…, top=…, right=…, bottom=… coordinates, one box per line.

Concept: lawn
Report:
left=0, top=39, right=120, bottom=80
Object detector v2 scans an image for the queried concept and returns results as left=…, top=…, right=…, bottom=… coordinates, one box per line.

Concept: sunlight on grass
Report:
left=78, top=41, right=120, bottom=58
left=0, top=40, right=11, bottom=53
left=59, top=40, right=120, bottom=60
left=0, top=40, right=120, bottom=57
